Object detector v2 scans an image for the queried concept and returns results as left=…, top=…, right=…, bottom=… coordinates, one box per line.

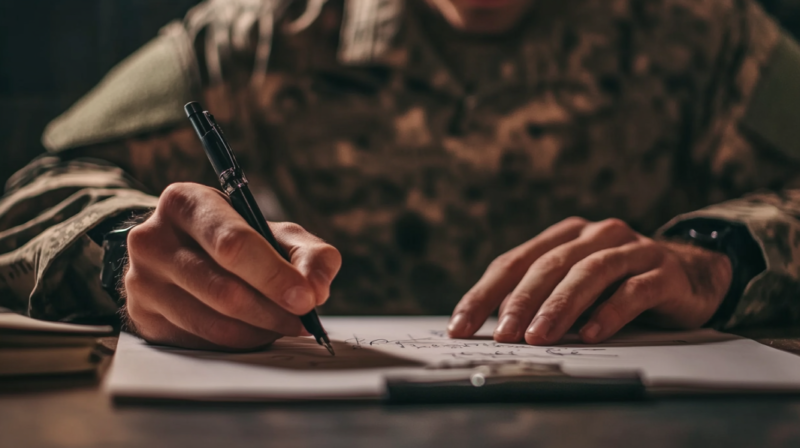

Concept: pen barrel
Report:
left=200, top=133, right=236, bottom=177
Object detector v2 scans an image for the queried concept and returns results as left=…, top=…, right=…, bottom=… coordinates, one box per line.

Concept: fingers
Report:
left=156, top=183, right=328, bottom=315
left=579, top=270, right=669, bottom=344
left=271, top=222, right=342, bottom=306
left=164, top=246, right=305, bottom=336
left=448, top=217, right=588, bottom=338
left=126, top=308, right=235, bottom=351
left=126, top=267, right=284, bottom=351
left=125, top=182, right=342, bottom=350
left=493, top=225, right=639, bottom=342
left=524, top=239, right=663, bottom=345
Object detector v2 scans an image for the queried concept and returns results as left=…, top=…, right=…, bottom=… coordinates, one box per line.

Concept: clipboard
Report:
left=385, top=363, right=645, bottom=403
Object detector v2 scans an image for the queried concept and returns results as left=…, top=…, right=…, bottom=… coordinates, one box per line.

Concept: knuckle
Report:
left=282, top=222, right=306, bottom=235
left=562, top=216, right=589, bottom=228
left=543, top=292, right=571, bottom=314
left=212, top=226, right=251, bottom=265
left=636, top=238, right=662, bottom=255
left=602, top=218, right=629, bottom=230
left=504, top=291, right=534, bottom=312
left=489, top=253, right=527, bottom=274
left=574, top=254, right=609, bottom=277
left=547, top=292, right=571, bottom=304
left=532, top=252, right=569, bottom=274
left=159, top=183, right=195, bottom=215
left=624, top=276, right=654, bottom=297
left=592, top=218, right=631, bottom=237
left=274, top=222, right=307, bottom=237
left=126, top=224, right=147, bottom=249
left=637, top=238, right=659, bottom=250
left=126, top=223, right=156, bottom=258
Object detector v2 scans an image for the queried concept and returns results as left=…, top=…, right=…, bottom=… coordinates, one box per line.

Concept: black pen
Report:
left=184, top=101, right=335, bottom=356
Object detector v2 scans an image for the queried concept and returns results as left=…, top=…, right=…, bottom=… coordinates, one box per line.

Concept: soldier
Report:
left=1, top=0, right=799, bottom=350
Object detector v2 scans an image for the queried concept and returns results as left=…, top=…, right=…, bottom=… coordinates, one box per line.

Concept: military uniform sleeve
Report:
left=659, top=1, right=800, bottom=329
left=0, top=0, right=288, bottom=323
left=0, top=155, right=159, bottom=324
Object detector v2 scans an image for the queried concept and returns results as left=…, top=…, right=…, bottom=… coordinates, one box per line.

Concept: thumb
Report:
left=270, top=222, right=342, bottom=305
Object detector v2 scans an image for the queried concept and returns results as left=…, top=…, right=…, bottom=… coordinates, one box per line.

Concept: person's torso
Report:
left=226, top=0, right=773, bottom=314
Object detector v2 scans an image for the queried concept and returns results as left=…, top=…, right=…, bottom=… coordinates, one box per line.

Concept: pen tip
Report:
left=324, top=340, right=335, bottom=356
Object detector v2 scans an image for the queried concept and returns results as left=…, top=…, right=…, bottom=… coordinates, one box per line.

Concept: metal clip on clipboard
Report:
left=385, top=362, right=645, bottom=403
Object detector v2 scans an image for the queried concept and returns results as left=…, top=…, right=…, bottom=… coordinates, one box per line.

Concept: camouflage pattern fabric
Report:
left=2, top=0, right=800, bottom=330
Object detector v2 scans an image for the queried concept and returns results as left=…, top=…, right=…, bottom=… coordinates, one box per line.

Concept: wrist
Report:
left=661, top=241, right=733, bottom=309
left=659, top=218, right=766, bottom=328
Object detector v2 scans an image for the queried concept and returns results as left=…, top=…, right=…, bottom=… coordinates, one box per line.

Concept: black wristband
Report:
left=98, top=210, right=153, bottom=304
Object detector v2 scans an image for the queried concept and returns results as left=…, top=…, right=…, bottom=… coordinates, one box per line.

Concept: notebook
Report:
left=0, top=308, right=113, bottom=376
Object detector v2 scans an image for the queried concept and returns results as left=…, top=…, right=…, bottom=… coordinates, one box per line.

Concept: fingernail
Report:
left=448, top=313, right=472, bottom=336
left=310, top=270, right=330, bottom=304
left=494, top=314, right=521, bottom=340
left=581, top=322, right=601, bottom=341
left=282, top=286, right=315, bottom=311
left=526, top=315, right=552, bottom=342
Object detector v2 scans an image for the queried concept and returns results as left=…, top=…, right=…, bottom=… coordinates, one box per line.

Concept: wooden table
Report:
left=3, top=331, right=800, bottom=448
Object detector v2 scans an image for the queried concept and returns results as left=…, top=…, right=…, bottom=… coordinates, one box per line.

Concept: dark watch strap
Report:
left=100, top=225, right=137, bottom=300
left=662, top=218, right=765, bottom=328
left=97, top=210, right=153, bottom=303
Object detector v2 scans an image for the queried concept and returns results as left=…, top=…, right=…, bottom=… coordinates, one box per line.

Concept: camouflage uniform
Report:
left=2, top=0, right=800, bottom=328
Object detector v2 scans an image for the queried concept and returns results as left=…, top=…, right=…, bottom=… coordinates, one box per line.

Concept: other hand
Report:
left=124, top=182, right=341, bottom=350
left=448, top=217, right=732, bottom=345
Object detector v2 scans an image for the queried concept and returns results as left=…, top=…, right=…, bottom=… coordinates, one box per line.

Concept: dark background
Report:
left=1, top=0, right=800, bottom=190
left=0, top=0, right=201, bottom=188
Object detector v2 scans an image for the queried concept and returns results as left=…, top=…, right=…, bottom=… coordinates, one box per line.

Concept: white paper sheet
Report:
left=106, top=316, right=800, bottom=401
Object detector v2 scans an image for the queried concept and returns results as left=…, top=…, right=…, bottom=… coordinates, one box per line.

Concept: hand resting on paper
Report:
left=448, top=217, right=733, bottom=345
left=123, top=183, right=342, bottom=350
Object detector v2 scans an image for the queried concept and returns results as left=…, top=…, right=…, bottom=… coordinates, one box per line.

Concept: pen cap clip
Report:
left=185, top=101, right=243, bottom=180
left=185, top=102, right=212, bottom=136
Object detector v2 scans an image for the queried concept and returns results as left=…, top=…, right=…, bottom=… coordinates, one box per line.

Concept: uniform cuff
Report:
left=657, top=200, right=797, bottom=328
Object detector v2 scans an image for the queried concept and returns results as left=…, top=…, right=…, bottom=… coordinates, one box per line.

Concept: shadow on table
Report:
left=154, top=337, right=424, bottom=371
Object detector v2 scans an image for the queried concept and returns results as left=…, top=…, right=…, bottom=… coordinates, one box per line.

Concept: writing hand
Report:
left=124, top=183, right=341, bottom=350
left=448, top=217, right=732, bottom=345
